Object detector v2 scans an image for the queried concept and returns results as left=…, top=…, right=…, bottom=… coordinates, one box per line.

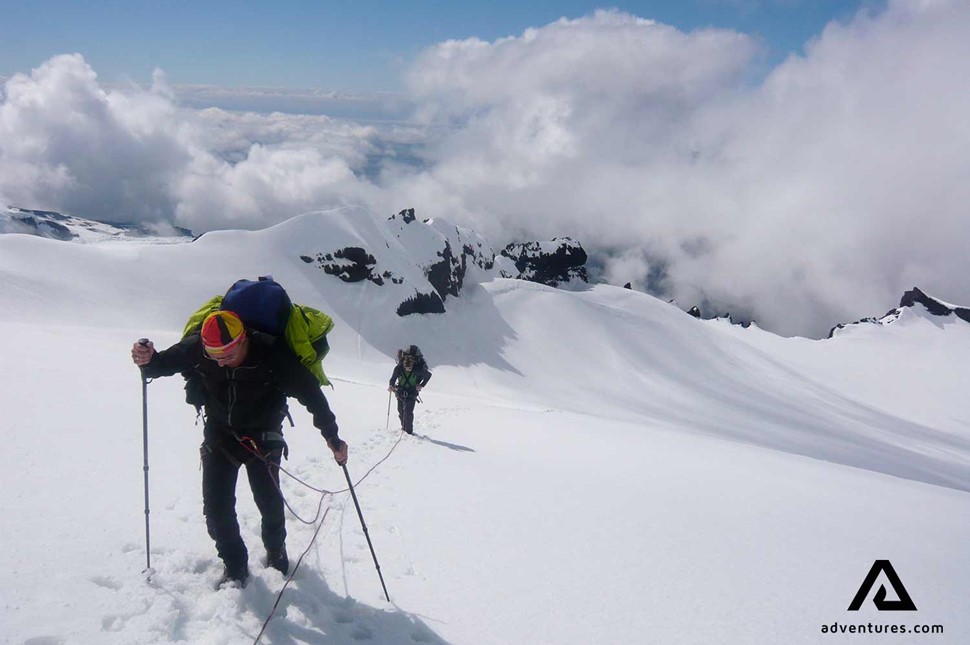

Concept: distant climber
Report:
left=387, top=345, right=432, bottom=435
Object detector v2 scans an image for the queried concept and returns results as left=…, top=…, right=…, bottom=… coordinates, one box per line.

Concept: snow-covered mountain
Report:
left=1, top=204, right=587, bottom=316
left=829, top=286, right=970, bottom=337
left=290, top=206, right=509, bottom=317
left=1, top=207, right=968, bottom=644
left=1, top=206, right=194, bottom=243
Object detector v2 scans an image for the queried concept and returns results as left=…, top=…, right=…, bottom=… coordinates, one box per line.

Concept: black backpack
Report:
left=397, top=345, right=427, bottom=371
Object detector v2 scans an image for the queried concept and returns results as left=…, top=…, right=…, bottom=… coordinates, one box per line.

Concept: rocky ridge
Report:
left=828, top=287, right=970, bottom=338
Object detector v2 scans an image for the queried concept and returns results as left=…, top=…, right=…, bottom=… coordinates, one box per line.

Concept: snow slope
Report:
left=1, top=208, right=968, bottom=644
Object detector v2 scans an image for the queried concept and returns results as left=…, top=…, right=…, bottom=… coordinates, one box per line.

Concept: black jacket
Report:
left=389, top=363, right=432, bottom=393
left=142, top=331, right=339, bottom=442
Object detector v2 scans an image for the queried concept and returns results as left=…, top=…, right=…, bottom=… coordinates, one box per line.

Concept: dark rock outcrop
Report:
left=717, top=313, right=754, bottom=329
left=828, top=287, right=970, bottom=338
left=301, top=247, right=389, bottom=285
left=6, top=212, right=76, bottom=240
left=391, top=207, right=417, bottom=224
left=391, top=208, right=499, bottom=315
left=899, top=287, right=970, bottom=323
left=425, top=241, right=462, bottom=300
left=303, top=208, right=503, bottom=317
left=396, top=291, right=446, bottom=316
left=501, top=238, right=588, bottom=288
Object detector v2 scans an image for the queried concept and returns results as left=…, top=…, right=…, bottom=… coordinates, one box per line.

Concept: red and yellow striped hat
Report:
left=201, top=311, right=247, bottom=355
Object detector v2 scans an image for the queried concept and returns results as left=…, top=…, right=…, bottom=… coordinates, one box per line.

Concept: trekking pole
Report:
left=342, top=464, right=390, bottom=601
left=384, top=390, right=392, bottom=432
left=138, top=339, right=152, bottom=573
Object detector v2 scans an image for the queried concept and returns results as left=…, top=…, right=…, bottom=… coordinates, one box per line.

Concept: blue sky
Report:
left=1, top=0, right=883, bottom=92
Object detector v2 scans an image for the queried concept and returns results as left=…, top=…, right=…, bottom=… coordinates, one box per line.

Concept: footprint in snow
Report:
left=101, top=613, right=128, bottom=632
left=350, top=626, right=374, bottom=640
left=89, top=575, right=122, bottom=590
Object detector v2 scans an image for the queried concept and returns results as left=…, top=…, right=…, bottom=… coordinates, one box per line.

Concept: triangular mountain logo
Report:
left=847, top=560, right=917, bottom=611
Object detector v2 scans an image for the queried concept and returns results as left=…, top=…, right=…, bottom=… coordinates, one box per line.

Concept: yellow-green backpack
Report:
left=183, top=278, right=335, bottom=387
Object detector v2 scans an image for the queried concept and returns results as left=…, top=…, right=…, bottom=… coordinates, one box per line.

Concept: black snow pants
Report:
left=396, top=390, right=418, bottom=434
left=200, top=434, right=286, bottom=573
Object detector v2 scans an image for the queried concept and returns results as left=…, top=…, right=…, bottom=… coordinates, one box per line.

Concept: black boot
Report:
left=218, top=561, right=250, bottom=588
left=266, top=547, right=290, bottom=575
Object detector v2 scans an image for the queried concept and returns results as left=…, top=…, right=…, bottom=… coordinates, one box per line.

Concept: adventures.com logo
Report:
left=820, top=560, right=944, bottom=637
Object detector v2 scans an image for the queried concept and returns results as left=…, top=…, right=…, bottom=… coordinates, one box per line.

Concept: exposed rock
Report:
left=899, top=287, right=970, bottom=323
left=396, top=291, right=446, bottom=316
left=391, top=207, right=417, bottom=224
left=387, top=209, right=500, bottom=315
left=828, top=287, right=970, bottom=338
left=426, top=241, right=461, bottom=300
left=3, top=212, right=76, bottom=240
left=299, top=208, right=505, bottom=317
left=301, top=247, right=389, bottom=285
left=717, top=313, right=755, bottom=329
left=501, top=238, right=588, bottom=288
left=296, top=208, right=590, bottom=318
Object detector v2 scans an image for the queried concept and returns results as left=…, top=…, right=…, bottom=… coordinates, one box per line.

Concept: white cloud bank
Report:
left=2, top=0, right=969, bottom=337
left=0, top=57, right=378, bottom=232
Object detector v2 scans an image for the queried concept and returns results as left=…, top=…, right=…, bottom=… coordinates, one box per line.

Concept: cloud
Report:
left=0, top=55, right=384, bottom=231
left=382, top=2, right=970, bottom=337
left=172, top=84, right=412, bottom=121
left=3, top=2, right=970, bottom=337
left=0, top=56, right=187, bottom=222
left=391, top=11, right=757, bottom=230
left=668, top=0, right=970, bottom=334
